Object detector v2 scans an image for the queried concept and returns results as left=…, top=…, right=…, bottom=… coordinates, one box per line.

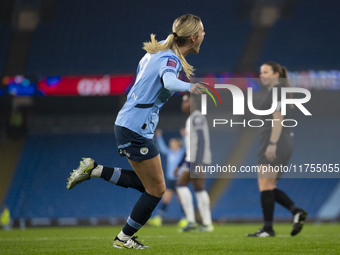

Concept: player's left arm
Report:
left=265, top=111, right=283, bottom=161
left=162, top=71, right=191, bottom=91
left=159, top=56, right=190, bottom=92
left=159, top=56, right=206, bottom=94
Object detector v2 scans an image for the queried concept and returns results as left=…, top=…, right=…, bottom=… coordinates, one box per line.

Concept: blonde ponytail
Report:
left=142, top=14, right=201, bottom=80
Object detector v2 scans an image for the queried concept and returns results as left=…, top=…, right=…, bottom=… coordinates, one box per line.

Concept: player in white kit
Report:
left=176, top=93, right=213, bottom=232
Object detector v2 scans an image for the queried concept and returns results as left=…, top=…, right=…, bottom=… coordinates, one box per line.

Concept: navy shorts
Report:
left=114, top=125, right=159, bottom=162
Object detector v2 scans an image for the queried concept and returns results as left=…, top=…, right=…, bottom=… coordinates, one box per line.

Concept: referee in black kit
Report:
left=248, top=62, right=307, bottom=237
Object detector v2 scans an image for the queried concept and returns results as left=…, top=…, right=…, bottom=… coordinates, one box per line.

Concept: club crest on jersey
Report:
left=167, top=57, right=178, bottom=68
left=140, top=147, right=149, bottom=155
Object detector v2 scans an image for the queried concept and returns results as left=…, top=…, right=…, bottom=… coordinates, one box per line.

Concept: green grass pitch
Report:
left=0, top=223, right=339, bottom=254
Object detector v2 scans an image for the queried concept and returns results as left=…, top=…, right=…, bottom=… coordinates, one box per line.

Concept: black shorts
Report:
left=114, top=125, right=159, bottom=162
left=258, top=130, right=294, bottom=167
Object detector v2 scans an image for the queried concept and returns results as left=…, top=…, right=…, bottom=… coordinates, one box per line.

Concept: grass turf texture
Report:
left=0, top=223, right=339, bottom=254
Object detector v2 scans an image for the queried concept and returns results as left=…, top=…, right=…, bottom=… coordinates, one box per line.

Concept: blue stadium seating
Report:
left=5, top=115, right=340, bottom=221
left=213, top=178, right=339, bottom=220
left=3, top=0, right=340, bottom=77
left=260, top=0, right=340, bottom=70
left=5, top=133, right=140, bottom=219
left=25, top=0, right=249, bottom=75
left=4, top=129, right=234, bottom=220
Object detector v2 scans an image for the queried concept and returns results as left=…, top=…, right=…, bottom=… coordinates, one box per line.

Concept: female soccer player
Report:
left=248, top=62, right=307, bottom=237
left=176, top=93, right=213, bottom=232
left=66, top=14, right=206, bottom=249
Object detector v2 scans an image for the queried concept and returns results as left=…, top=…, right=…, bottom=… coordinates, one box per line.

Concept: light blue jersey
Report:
left=157, top=135, right=185, bottom=180
left=115, top=49, right=190, bottom=139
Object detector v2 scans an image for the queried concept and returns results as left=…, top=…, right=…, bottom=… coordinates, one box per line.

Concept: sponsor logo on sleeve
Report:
left=167, top=57, right=178, bottom=68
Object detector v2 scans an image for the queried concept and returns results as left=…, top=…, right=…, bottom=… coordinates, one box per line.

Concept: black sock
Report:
left=273, top=188, right=297, bottom=214
left=101, top=167, right=145, bottom=193
left=122, top=192, right=162, bottom=236
left=261, top=190, right=275, bottom=230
